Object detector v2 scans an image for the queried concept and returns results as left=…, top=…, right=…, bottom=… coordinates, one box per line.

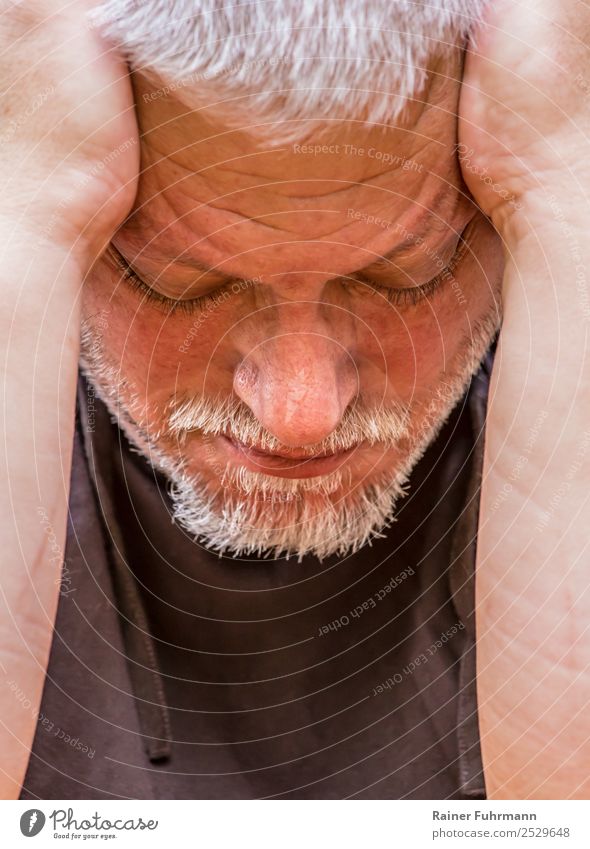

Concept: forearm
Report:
left=0, top=229, right=83, bottom=798
left=477, top=193, right=590, bottom=798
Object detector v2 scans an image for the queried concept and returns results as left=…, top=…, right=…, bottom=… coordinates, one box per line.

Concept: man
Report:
left=1, top=0, right=589, bottom=799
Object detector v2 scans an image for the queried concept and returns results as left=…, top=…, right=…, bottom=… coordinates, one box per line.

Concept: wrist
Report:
left=0, top=225, right=87, bottom=340
left=0, top=214, right=100, bottom=281
left=0, top=161, right=130, bottom=272
left=492, top=180, right=590, bottom=250
left=493, top=184, right=590, bottom=385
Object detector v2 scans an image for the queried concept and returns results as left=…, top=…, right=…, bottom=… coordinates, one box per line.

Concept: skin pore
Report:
left=80, top=45, right=504, bottom=559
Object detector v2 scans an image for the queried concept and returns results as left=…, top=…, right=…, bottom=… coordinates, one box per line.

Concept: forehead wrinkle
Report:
left=122, top=205, right=464, bottom=287
left=118, top=172, right=466, bottom=288
left=377, top=184, right=467, bottom=261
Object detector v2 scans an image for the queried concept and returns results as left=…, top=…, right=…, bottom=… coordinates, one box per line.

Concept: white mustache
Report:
left=166, top=393, right=412, bottom=456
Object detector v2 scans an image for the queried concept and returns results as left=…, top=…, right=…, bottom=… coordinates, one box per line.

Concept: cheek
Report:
left=359, top=228, right=502, bottom=398
left=354, top=298, right=469, bottom=398
left=81, top=277, right=238, bottom=404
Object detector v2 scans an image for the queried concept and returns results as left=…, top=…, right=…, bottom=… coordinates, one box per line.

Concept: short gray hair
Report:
left=92, top=0, right=487, bottom=137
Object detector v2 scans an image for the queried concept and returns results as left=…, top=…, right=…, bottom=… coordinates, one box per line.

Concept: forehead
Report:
left=118, top=63, right=470, bottom=282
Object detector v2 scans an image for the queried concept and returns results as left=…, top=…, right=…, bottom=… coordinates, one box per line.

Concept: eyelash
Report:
left=363, top=230, right=470, bottom=307
left=112, top=232, right=469, bottom=315
left=109, top=252, right=225, bottom=315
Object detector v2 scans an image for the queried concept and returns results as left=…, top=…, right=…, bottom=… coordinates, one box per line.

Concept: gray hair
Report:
left=92, top=0, right=487, bottom=137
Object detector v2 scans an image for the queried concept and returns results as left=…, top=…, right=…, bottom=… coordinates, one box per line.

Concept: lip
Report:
left=219, top=435, right=359, bottom=478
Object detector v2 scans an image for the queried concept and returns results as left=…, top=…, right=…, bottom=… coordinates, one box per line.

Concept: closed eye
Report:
left=349, top=223, right=472, bottom=307
left=109, top=224, right=471, bottom=315
left=108, top=245, right=234, bottom=315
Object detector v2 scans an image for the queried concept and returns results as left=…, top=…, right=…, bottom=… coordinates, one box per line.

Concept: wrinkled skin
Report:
left=461, top=0, right=590, bottom=798
left=2, top=0, right=588, bottom=800
left=0, top=0, right=138, bottom=799
left=81, top=55, right=503, bottom=524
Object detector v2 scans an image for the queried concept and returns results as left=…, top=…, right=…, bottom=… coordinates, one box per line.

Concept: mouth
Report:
left=219, top=434, right=359, bottom=478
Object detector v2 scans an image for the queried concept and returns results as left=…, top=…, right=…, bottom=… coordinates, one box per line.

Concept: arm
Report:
left=477, top=194, right=590, bottom=798
left=459, top=0, right=590, bottom=797
left=0, top=0, right=137, bottom=798
left=0, top=235, right=84, bottom=798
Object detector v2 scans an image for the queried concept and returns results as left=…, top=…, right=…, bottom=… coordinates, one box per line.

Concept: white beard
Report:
left=80, top=313, right=499, bottom=561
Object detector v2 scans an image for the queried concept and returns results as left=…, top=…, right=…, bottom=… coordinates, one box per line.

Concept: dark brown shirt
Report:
left=20, top=346, right=493, bottom=800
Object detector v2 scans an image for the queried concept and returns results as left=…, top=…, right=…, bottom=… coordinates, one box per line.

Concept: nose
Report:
left=233, top=332, right=357, bottom=447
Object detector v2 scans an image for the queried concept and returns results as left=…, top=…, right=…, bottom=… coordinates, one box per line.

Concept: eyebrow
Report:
left=125, top=216, right=453, bottom=283
left=114, top=187, right=465, bottom=287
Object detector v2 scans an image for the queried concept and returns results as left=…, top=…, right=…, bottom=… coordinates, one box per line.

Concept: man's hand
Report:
left=0, top=0, right=138, bottom=259
left=459, top=0, right=590, bottom=226
left=458, top=1, right=590, bottom=799
left=0, top=0, right=138, bottom=799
